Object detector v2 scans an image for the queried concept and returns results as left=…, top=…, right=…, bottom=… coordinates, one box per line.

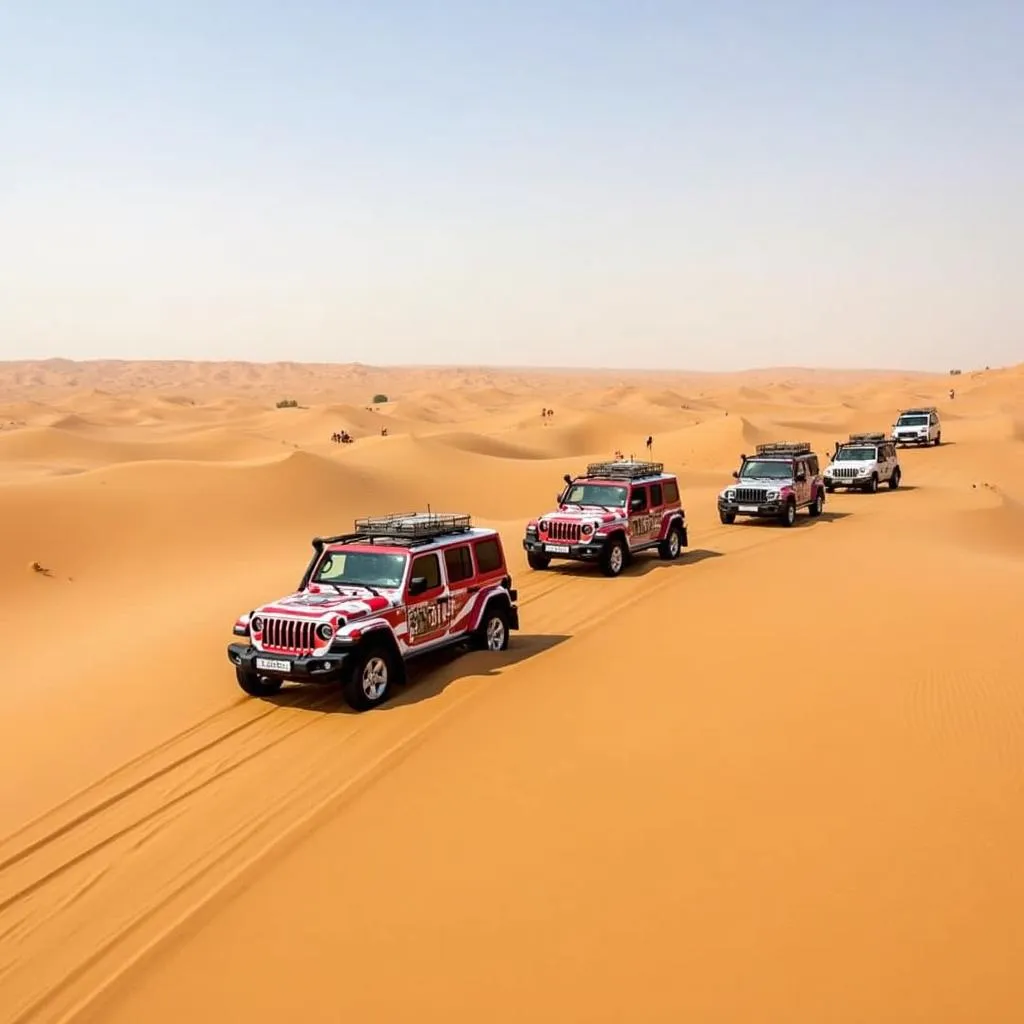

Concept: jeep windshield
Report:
left=897, top=415, right=928, bottom=426
left=563, top=483, right=628, bottom=508
left=835, top=446, right=875, bottom=462
left=738, top=460, right=794, bottom=480
left=314, top=550, right=407, bottom=589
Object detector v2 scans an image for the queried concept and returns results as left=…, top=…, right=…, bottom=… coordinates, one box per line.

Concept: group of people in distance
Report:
left=329, top=426, right=389, bottom=445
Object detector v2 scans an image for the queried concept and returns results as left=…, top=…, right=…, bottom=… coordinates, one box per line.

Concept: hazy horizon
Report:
left=2, top=1, right=1022, bottom=372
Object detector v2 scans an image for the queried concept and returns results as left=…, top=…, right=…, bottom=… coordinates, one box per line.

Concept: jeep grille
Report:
left=546, top=520, right=581, bottom=542
left=261, top=617, right=316, bottom=654
left=832, top=467, right=860, bottom=478
left=735, top=487, right=768, bottom=503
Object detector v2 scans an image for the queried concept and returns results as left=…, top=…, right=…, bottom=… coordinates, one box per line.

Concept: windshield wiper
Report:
left=318, top=581, right=382, bottom=597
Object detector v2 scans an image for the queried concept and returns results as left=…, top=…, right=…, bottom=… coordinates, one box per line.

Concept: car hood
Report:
left=539, top=507, right=625, bottom=525
left=257, top=585, right=401, bottom=620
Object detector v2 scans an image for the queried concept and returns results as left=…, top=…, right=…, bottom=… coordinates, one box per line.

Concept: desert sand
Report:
left=1, top=357, right=1023, bottom=1024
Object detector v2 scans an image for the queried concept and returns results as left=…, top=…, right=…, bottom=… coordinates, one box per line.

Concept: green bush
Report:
left=371, top=393, right=388, bottom=404
left=276, top=398, right=299, bottom=408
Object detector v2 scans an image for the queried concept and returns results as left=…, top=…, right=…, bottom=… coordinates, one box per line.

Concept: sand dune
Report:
left=1, top=358, right=1023, bottom=1024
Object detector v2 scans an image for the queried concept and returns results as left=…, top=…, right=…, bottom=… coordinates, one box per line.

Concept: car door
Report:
left=404, top=551, right=451, bottom=649
left=881, top=444, right=893, bottom=479
left=794, top=459, right=810, bottom=506
left=627, top=484, right=654, bottom=548
left=441, top=542, right=475, bottom=640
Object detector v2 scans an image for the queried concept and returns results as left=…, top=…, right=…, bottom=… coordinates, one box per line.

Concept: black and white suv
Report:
left=824, top=433, right=902, bottom=492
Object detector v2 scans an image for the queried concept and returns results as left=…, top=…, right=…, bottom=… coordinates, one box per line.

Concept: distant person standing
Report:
left=646, top=435, right=653, bottom=454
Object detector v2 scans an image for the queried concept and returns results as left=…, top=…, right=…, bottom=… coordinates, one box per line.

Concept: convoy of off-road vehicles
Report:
left=228, top=405, right=945, bottom=709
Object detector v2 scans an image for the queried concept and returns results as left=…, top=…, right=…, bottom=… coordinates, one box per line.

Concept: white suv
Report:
left=892, top=407, right=942, bottom=447
left=824, top=433, right=902, bottom=493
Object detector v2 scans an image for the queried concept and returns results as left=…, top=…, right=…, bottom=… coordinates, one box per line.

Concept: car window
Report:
left=409, top=553, right=441, bottom=590
left=663, top=479, right=679, bottom=504
left=649, top=483, right=663, bottom=506
left=473, top=537, right=504, bottom=574
left=630, top=487, right=648, bottom=511
left=444, top=545, right=474, bottom=584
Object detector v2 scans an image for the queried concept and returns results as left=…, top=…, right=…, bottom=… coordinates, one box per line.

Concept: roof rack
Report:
left=899, top=406, right=937, bottom=415
left=753, top=442, right=811, bottom=457
left=847, top=432, right=887, bottom=444
left=584, top=460, right=664, bottom=480
left=352, top=512, right=473, bottom=541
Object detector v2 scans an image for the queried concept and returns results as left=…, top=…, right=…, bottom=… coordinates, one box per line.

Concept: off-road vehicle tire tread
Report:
left=658, top=522, right=684, bottom=560
left=471, top=600, right=511, bottom=651
left=236, top=666, right=283, bottom=698
left=600, top=536, right=628, bottom=576
left=342, top=640, right=399, bottom=712
left=527, top=551, right=550, bottom=570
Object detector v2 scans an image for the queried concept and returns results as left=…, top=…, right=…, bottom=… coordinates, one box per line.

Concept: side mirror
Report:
left=731, top=470, right=739, bottom=479
left=408, top=576, right=428, bottom=596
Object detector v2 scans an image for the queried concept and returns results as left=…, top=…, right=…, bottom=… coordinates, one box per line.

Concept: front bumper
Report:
left=524, top=535, right=604, bottom=561
left=227, top=642, right=349, bottom=682
left=718, top=500, right=785, bottom=518
left=825, top=476, right=871, bottom=488
left=894, top=434, right=928, bottom=445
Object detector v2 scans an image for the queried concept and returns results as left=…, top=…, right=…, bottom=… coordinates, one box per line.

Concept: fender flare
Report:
left=469, top=588, right=511, bottom=632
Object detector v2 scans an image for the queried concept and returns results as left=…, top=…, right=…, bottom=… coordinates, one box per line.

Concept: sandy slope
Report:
left=1, top=358, right=1023, bottom=1024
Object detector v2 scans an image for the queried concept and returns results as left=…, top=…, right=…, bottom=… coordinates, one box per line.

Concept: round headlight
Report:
left=316, top=622, right=334, bottom=641
left=538, top=520, right=548, bottom=533
left=250, top=615, right=263, bottom=632
left=580, top=523, right=594, bottom=535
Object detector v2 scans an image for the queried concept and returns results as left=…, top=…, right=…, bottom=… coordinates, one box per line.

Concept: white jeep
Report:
left=892, top=407, right=942, bottom=447
left=824, top=433, right=902, bottom=493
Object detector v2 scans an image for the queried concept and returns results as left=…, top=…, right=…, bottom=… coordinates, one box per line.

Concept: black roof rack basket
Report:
left=847, top=432, right=887, bottom=444
left=753, top=442, right=811, bottom=457
left=584, top=460, right=664, bottom=480
left=353, top=512, right=473, bottom=540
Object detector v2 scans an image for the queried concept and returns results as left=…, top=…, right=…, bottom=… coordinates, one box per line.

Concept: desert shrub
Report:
left=372, top=393, right=389, bottom=404
left=276, top=398, right=299, bottom=408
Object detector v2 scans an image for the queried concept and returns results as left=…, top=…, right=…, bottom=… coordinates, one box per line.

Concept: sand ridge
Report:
left=1, top=358, right=1023, bottom=1024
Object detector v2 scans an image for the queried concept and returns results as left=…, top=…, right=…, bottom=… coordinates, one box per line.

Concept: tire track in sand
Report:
left=0, top=510, right=847, bottom=1024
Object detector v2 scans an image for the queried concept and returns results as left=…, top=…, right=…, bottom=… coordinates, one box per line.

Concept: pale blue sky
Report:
left=1, top=1, right=1021, bottom=370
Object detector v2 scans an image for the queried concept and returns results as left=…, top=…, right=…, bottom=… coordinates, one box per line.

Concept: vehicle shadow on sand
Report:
left=735, top=510, right=851, bottom=528
left=260, top=632, right=572, bottom=715
left=542, top=547, right=724, bottom=580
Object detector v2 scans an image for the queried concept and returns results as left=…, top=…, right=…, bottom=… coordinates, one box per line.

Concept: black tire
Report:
left=868, top=473, right=878, bottom=494
left=658, top=522, right=684, bottom=560
left=780, top=499, right=797, bottom=527
left=600, top=536, right=628, bottom=576
left=236, top=666, right=283, bottom=698
left=527, top=551, right=550, bottom=570
left=342, top=641, right=399, bottom=711
left=934, top=432, right=941, bottom=446
left=471, top=601, right=511, bottom=652
left=808, top=490, right=823, bottom=517
left=719, top=510, right=736, bottom=525
left=888, top=466, right=901, bottom=489
left=825, top=483, right=835, bottom=493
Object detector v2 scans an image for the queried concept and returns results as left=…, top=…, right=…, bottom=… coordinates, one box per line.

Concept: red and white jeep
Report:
left=227, top=513, right=520, bottom=711
left=522, top=460, right=688, bottom=576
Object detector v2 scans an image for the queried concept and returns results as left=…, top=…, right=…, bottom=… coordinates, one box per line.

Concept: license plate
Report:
left=738, top=504, right=758, bottom=512
left=256, top=657, right=291, bottom=673
left=545, top=544, right=571, bottom=553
